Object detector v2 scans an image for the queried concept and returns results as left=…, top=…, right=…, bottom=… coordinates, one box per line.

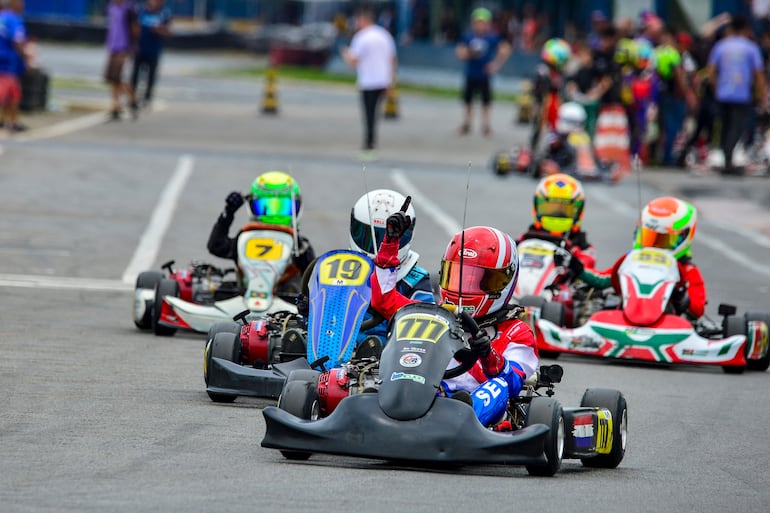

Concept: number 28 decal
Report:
left=396, top=313, right=449, bottom=343
left=318, top=253, right=372, bottom=287
left=244, top=238, right=283, bottom=260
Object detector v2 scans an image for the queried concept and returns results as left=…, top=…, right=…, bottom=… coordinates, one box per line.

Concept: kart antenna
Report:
left=457, top=161, right=473, bottom=313
left=361, top=163, right=379, bottom=257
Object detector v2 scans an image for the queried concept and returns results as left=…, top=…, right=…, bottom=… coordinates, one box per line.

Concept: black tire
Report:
left=745, top=313, right=770, bottom=371
left=525, top=397, right=564, bottom=476
left=722, top=315, right=747, bottom=374
left=285, top=369, right=322, bottom=385
left=538, top=301, right=565, bottom=359
left=204, top=332, right=241, bottom=403
left=277, top=380, right=320, bottom=460
left=205, top=322, right=242, bottom=348
left=133, top=271, right=164, bottom=330
left=579, top=388, right=627, bottom=469
left=518, top=295, right=547, bottom=308
left=152, top=279, right=180, bottom=336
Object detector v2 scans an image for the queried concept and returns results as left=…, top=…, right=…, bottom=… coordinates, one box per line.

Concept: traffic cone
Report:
left=516, top=79, right=534, bottom=125
left=261, top=67, right=279, bottom=115
left=383, top=88, right=399, bottom=119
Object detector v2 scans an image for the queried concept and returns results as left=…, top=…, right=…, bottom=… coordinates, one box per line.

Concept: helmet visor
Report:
left=639, top=226, right=688, bottom=250
left=535, top=199, right=578, bottom=219
left=251, top=196, right=300, bottom=223
left=439, top=260, right=515, bottom=296
left=350, top=214, right=413, bottom=255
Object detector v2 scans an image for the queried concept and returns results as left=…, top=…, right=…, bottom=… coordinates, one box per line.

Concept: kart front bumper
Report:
left=261, top=394, right=549, bottom=465
left=207, top=357, right=310, bottom=400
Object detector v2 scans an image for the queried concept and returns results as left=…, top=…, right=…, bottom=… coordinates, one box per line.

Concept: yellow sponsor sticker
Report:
left=396, top=313, right=450, bottom=343
left=520, top=245, right=552, bottom=256
left=244, top=238, right=284, bottom=260
left=318, top=253, right=371, bottom=287
left=632, top=249, right=672, bottom=266
left=596, top=408, right=614, bottom=454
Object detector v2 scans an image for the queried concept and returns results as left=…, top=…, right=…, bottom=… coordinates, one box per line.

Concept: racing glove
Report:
left=554, top=247, right=584, bottom=277
left=469, top=331, right=492, bottom=358
left=385, top=211, right=411, bottom=242
left=223, top=191, right=244, bottom=217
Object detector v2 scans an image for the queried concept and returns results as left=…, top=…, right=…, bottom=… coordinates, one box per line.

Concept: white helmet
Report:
left=350, top=189, right=416, bottom=265
left=556, top=101, right=587, bottom=134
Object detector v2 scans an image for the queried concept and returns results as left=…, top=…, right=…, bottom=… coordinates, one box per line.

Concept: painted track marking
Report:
left=0, top=273, right=131, bottom=291
left=390, top=168, right=461, bottom=237
left=121, top=154, right=195, bottom=284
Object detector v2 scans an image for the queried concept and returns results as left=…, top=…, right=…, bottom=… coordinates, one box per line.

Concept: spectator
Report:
left=708, top=14, right=766, bottom=174
left=341, top=4, right=397, bottom=156
left=0, top=0, right=26, bottom=132
left=105, top=0, right=138, bottom=121
left=130, top=0, right=171, bottom=111
left=587, top=10, right=610, bottom=50
left=455, top=7, right=512, bottom=137
left=565, top=40, right=599, bottom=136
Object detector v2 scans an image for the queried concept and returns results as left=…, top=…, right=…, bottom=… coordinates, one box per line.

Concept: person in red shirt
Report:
left=559, top=196, right=705, bottom=318
left=370, top=203, right=537, bottom=427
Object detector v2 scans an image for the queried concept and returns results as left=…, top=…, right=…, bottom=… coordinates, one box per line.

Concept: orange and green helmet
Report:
left=249, top=171, right=302, bottom=227
left=533, top=173, right=585, bottom=236
left=634, top=196, right=697, bottom=259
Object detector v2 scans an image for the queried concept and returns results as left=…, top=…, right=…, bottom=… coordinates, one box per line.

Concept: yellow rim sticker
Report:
left=244, top=238, right=284, bottom=260
left=396, top=313, right=450, bottom=343
left=596, top=408, right=614, bottom=454
left=318, top=253, right=371, bottom=287
left=203, top=340, right=211, bottom=379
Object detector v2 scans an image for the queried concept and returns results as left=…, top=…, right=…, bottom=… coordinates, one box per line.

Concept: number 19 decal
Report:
left=318, top=253, right=372, bottom=287
left=396, top=313, right=449, bottom=343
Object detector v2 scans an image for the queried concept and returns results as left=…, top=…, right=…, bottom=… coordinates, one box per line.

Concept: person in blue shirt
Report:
left=129, top=0, right=171, bottom=113
left=707, top=14, right=766, bottom=175
left=0, top=0, right=27, bottom=131
left=455, top=7, right=511, bottom=137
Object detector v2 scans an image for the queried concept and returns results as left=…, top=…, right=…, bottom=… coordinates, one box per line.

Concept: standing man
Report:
left=104, top=0, right=138, bottom=121
left=0, top=0, right=27, bottom=132
left=455, top=7, right=511, bottom=137
left=708, top=15, right=766, bottom=175
left=130, top=0, right=171, bottom=110
left=341, top=4, right=397, bottom=157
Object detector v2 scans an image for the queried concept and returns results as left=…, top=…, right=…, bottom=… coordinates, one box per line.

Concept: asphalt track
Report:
left=1, top=46, right=769, bottom=512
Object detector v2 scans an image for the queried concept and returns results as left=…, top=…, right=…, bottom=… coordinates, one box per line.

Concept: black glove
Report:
left=554, top=247, right=584, bottom=277
left=224, top=191, right=244, bottom=216
left=296, top=293, right=309, bottom=318
left=468, top=331, right=492, bottom=358
left=671, top=287, right=690, bottom=315
left=385, top=196, right=412, bottom=242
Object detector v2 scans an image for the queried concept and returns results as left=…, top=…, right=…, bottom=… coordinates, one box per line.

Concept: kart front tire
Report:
left=277, top=380, right=320, bottom=461
left=745, top=312, right=770, bottom=371
left=525, top=397, right=564, bottom=476
left=722, top=315, right=747, bottom=374
left=579, top=388, right=627, bottom=469
left=205, top=332, right=242, bottom=403
left=133, top=271, right=164, bottom=330
left=152, top=278, right=180, bottom=337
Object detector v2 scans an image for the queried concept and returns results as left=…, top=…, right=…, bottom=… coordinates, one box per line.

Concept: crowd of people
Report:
left=0, top=0, right=28, bottom=133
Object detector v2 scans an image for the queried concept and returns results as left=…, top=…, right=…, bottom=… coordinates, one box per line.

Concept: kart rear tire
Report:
left=206, top=322, right=242, bottom=347
left=277, top=380, right=320, bottom=460
left=518, top=295, right=547, bottom=309
left=538, top=301, right=565, bottom=359
left=722, top=315, right=747, bottom=374
left=205, top=332, right=242, bottom=403
left=525, top=397, right=564, bottom=476
left=745, top=313, right=770, bottom=371
left=133, top=271, right=164, bottom=330
left=152, top=278, right=180, bottom=337
left=579, top=388, right=627, bottom=469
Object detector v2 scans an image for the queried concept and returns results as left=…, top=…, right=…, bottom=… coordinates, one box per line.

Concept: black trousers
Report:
left=718, top=101, right=753, bottom=169
left=131, top=54, right=160, bottom=102
left=361, top=88, right=385, bottom=150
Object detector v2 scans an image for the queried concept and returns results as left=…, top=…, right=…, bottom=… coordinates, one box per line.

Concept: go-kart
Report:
left=203, top=249, right=382, bottom=402
left=532, top=247, right=770, bottom=373
left=261, top=302, right=628, bottom=476
left=132, top=223, right=299, bottom=336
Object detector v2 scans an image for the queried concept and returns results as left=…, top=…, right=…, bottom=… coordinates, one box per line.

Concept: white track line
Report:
left=121, top=154, right=195, bottom=284
left=390, top=168, right=462, bottom=237
left=15, top=111, right=108, bottom=143
left=590, top=187, right=770, bottom=278
left=0, top=273, right=131, bottom=291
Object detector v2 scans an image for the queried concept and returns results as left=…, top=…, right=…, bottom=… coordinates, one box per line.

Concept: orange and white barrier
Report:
left=594, top=104, right=631, bottom=174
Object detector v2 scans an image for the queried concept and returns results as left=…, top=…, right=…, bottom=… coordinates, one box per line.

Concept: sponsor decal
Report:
left=390, top=372, right=425, bottom=385
left=596, top=409, right=613, bottom=454
left=399, top=353, right=422, bottom=368
left=572, top=414, right=594, bottom=448
left=372, top=217, right=386, bottom=226
left=401, top=346, right=426, bottom=354
left=567, top=336, right=602, bottom=351
left=250, top=291, right=268, bottom=298
left=461, top=248, right=478, bottom=258
left=395, top=313, right=450, bottom=343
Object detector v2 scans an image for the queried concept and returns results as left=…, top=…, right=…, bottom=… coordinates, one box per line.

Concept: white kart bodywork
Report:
left=515, top=239, right=560, bottom=299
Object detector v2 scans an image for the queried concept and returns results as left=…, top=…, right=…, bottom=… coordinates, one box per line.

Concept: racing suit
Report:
left=206, top=211, right=316, bottom=294
left=370, top=238, right=539, bottom=427
left=518, top=225, right=597, bottom=269
left=576, top=252, right=706, bottom=318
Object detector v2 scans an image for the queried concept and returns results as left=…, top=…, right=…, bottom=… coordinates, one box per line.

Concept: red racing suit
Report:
left=370, top=239, right=539, bottom=395
left=578, top=252, right=706, bottom=318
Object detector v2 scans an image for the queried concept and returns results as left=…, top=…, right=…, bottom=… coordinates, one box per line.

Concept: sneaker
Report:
left=8, top=122, right=27, bottom=133
left=129, top=101, right=140, bottom=120
left=352, top=336, right=382, bottom=360
left=482, top=125, right=492, bottom=137
left=458, top=123, right=470, bottom=136
left=109, top=109, right=121, bottom=121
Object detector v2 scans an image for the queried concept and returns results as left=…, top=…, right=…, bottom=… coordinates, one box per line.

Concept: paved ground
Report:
left=1, top=45, right=769, bottom=513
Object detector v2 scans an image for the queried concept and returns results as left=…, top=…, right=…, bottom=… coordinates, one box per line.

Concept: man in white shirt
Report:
left=341, top=5, right=397, bottom=154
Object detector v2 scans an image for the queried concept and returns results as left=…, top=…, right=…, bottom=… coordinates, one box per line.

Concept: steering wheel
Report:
left=443, top=311, right=482, bottom=380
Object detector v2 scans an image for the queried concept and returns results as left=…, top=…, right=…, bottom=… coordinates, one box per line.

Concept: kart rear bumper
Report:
left=207, top=357, right=310, bottom=400
left=262, top=394, right=549, bottom=465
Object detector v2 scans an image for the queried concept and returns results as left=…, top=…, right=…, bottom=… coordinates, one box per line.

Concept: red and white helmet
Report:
left=439, top=226, right=519, bottom=318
